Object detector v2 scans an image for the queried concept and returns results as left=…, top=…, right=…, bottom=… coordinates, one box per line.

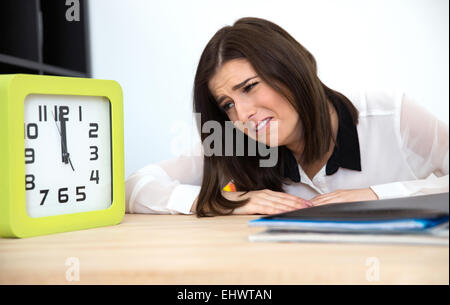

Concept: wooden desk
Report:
left=0, top=214, right=448, bottom=284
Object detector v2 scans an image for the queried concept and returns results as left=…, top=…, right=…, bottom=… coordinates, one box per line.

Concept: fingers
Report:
left=239, top=198, right=288, bottom=215
left=263, top=190, right=313, bottom=208
left=310, top=191, right=345, bottom=206
left=259, top=203, right=290, bottom=215
left=310, top=194, right=335, bottom=204
left=255, top=192, right=310, bottom=214
left=232, top=189, right=314, bottom=215
left=260, top=194, right=306, bottom=211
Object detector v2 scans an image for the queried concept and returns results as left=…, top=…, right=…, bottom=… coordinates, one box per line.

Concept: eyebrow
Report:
left=216, top=76, right=258, bottom=105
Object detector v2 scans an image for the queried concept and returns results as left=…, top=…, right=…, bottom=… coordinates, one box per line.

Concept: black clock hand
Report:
left=60, top=127, right=75, bottom=169
left=51, top=110, right=66, bottom=163
left=67, top=155, right=75, bottom=171
left=60, top=118, right=75, bottom=171
left=59, top=115, right=69, bottom=164
left=52, top=110, right=75, bottom=171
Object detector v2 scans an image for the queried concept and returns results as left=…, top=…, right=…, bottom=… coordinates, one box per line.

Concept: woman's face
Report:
left=208, top=58, right=302, bottom=147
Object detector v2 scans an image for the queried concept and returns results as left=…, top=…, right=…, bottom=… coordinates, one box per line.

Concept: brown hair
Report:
left=193, top=17, right=358, bottom=216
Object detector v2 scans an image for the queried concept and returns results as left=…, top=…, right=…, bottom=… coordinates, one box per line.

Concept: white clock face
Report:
left=24, top=94, right=112, bottom=218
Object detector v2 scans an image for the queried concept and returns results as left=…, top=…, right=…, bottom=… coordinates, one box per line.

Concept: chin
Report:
left=251, top=132, right=285, bottom=148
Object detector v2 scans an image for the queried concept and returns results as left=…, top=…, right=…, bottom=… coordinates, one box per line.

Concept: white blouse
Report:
left=125, top=90, right=449, bottom=214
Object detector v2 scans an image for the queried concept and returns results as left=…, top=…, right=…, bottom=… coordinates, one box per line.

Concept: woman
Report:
left=126, top=17, right=449, bottom=216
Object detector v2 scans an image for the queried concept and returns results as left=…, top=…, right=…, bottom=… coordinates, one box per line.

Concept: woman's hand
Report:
left=310, top=188, right=379, bottom=206
left=223, top=189, right=313, bottom=215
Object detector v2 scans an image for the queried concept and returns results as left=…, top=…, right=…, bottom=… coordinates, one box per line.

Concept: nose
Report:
left=234, top=98, right=256, bottom=125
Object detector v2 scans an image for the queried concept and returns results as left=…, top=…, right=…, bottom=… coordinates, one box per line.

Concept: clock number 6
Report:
left=58, top=188, right=69, bottom=203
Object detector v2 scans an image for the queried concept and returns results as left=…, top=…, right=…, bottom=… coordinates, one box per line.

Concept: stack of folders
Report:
left=248, top=192, right=449, bottom=246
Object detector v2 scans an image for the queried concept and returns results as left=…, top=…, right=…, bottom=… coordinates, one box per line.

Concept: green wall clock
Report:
left=0, top=74, right=125, bottom=238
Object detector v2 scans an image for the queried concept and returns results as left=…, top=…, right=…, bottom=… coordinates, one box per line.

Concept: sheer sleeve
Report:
left=125, top=143, right=203, bottom=214
left=370, top=94, right=449, bottom=198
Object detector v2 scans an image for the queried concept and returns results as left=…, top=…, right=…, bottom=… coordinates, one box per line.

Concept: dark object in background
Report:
left=0, top=0, right=90, bottom=77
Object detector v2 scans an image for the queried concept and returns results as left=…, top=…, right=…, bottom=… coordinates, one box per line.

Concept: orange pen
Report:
left=223, top=181, right=236, bottom=192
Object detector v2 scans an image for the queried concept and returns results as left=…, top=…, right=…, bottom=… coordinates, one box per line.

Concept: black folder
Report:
left=248, top=193, right=449, bottom=245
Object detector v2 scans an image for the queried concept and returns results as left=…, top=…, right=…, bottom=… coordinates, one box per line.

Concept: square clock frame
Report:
left=0, top=74, right=125, bottom=238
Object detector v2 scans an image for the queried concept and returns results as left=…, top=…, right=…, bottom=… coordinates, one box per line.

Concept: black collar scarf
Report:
left=282, top=97, right=361, bottom=183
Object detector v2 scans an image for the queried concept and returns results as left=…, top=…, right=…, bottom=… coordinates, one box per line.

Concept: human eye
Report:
left=221, top=101, right=234, bottom=112
left=243, top=81, right=259, bottom=93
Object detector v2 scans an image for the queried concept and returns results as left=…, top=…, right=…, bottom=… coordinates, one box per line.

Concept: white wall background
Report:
left=88, top=0, right=449, bottom=178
